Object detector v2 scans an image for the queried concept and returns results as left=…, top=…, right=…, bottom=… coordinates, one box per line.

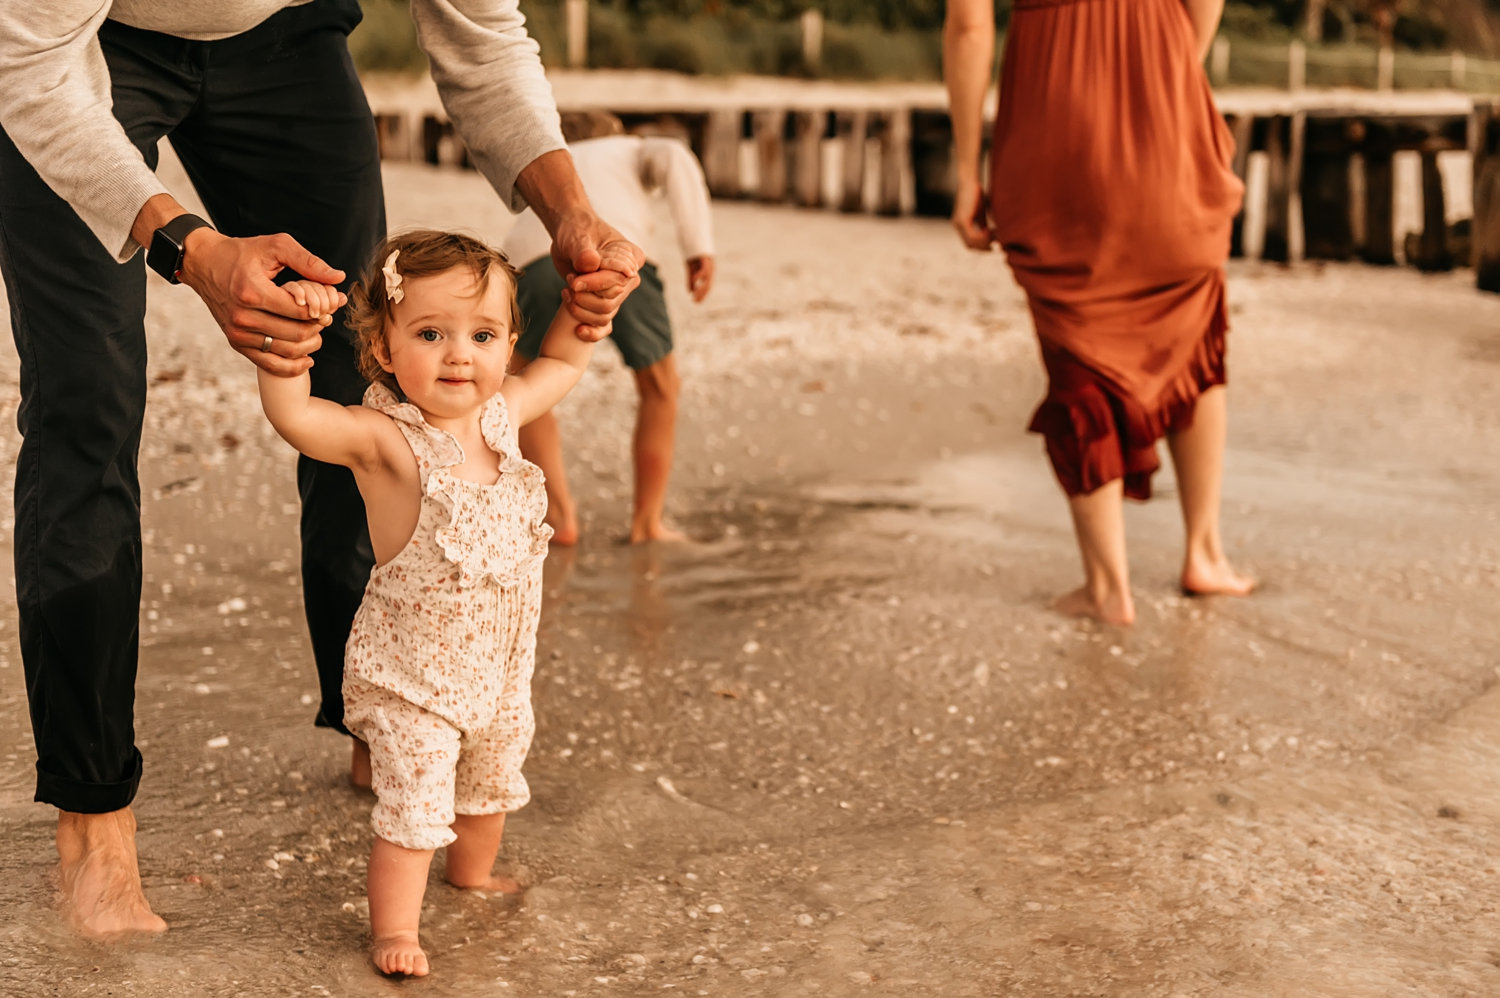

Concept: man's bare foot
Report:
left=447, top=872, right=524, bottom=894
left=1051, top=586, right=1136, bottom=626
left=350, top=738, right=372, bottom=791
left=629, top=520, right=689, bottom=544
left=546, top=508, right=580, bottom=546
left=372, top=932, right=430, bottom=977
left=1181, top=557, right=1257, bottom=597
left=56, top=808, right=167, bottom=938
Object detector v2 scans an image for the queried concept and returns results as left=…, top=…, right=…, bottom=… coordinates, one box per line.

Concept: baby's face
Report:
left=380, top=266, right=517, bottom=419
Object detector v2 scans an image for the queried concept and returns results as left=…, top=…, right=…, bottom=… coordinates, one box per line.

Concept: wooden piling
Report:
left=1262, top=113, right=1304, bottom=263
left=836, top=110, right=868, bottom=214
left=702, top=109, right=742, bottom=200
left=874, top=108, right=911, bottom=216
left=1471, top=104, right=1500, bottom=291
left=1360, top=120, right=1397, bottom=266
left=1227, top=114, right=1254, bottom=258
left=911, top=109, right=957, bottom=219
left=374, top=113, right=410, bottom=162
left=752, top=110, right=788, bottom=203
left=1413, top=145, right=1454, bottom=271
left=1300, top=116, right=1356, bottom=260
left=792, top=110, right=825, bottom=209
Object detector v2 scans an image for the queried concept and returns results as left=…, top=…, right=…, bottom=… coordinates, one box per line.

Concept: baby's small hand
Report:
left=284, top=279, right=345, bottom=326
left=574, top=319, right=613, bottom=343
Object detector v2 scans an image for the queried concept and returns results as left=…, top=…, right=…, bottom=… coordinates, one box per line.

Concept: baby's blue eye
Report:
left=474, top=330, right=494, bottom=343
left=419, top=329, right=440, bottom=342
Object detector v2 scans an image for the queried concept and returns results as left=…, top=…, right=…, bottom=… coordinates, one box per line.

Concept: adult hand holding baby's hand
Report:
left=550, top=212, right=643, bottom=329
left=178, top=230, right=346, bottom=375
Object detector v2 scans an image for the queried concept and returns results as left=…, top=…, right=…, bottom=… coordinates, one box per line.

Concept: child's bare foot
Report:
left=629, top=520, right=689, bottom=544
left=1052, top=586, right=1136, bottom=626
left=1181, top=556, right=1257, bottom=597
left=350, top=738, right=372, bottom=791
left=546, top=508, right=580, bottom=546
left=56, top=809, right=167, bottom=938
left=372, top=932, right=429, bottom=977
left=447, top=872, right=524, bottom=894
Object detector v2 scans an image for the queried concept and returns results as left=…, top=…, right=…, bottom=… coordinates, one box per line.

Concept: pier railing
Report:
left=372, top=93, right=1500, bottom=292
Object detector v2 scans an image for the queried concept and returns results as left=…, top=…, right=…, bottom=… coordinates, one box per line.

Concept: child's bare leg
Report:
left=1165, top=386, right=1256, bottom=596
left=367, top=837, right=434, bottom=977
left=350, top=738, right=371, bottom=790
left=444, top=813, right=522, bottom=893
left=55, top=808, right=167, bottom=937
left=630, top=355, right=686, bottom=543
left=517, top=408, right=580, bottom=546
left=1055, top=479, right=1136, bottom=626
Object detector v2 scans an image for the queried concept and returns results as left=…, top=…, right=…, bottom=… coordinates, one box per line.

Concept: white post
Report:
left=801, top=9, right=823, bottom=72
left=1211, top=37, right=1231, bottom=86
left=1377, top=45, right=1395, bottom=91
left=1452, top=50, right=1467, bottom=91
left=565, top=0, right=587, bottom=69
left=1288, top=39, right=1306, bottom=92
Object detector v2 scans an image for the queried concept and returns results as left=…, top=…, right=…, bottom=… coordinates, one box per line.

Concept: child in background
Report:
left=258, top=230, right=621, bottom=977
left=504, top=110, right=715, bottom=544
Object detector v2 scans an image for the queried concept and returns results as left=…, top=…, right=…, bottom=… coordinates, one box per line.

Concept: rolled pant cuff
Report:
left=34, top=748, right=143, bottom=814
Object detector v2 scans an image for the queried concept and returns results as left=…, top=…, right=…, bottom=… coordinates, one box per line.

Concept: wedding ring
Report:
left=260, top=335, right=274, bottom=353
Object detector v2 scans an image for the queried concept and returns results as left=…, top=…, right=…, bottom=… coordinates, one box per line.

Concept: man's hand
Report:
left=177, top=229, right=346, bottom=375
left=951, top=181, right=996, bottom=252
left=549, top=212, right=644, bottom=329
left=686, top=256, right=715, bottom=302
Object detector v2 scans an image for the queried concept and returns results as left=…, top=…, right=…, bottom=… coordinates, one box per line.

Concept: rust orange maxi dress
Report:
left=990, top=0, right=1245, bottom=500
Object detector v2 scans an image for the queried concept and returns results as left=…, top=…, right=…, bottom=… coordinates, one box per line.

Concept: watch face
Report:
left=148, top=226, right=186, bottom=283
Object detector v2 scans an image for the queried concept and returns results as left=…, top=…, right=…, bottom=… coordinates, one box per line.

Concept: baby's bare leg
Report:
left=368, top=837, right=434, bottom=977
left=445, top=813, right=522, bottom=892
left=517, top=408, right=580, bottom=545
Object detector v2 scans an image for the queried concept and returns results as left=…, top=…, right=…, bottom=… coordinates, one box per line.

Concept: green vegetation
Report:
left=347, top=1, right=1500, bottom=82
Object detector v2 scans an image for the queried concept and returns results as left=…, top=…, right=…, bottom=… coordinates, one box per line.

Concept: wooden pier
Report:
left=370, top=90, right=1500, bottom=289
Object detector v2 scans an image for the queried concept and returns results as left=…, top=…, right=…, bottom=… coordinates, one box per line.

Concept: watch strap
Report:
left=148, top=213, right=213, bottom=284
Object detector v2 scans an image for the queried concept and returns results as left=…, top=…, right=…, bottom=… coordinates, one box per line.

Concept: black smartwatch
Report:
left=146, top=213, right=213, bottom=284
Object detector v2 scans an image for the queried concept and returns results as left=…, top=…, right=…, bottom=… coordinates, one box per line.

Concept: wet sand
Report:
left=1, top=150, right=1499, bottom=996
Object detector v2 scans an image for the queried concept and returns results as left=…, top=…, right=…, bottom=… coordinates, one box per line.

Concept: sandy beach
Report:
left=1, top=87, right=1500, bottom=995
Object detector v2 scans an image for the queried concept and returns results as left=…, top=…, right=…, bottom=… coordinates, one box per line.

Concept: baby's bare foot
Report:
left=1181, top=557, right=1257, bottom=597
left=350, top=738, right=372, bottom=791
left=448, top=872, right=524, bottom=894
left=1051, top=586, right=1135, bottom=626
left=372, top=932, right=429, bottom=977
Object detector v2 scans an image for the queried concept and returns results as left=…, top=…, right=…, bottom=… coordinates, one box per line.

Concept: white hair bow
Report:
left=382, top=249, right=404, bottom=304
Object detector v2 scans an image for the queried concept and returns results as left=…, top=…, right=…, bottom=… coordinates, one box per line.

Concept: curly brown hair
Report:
left=346, top=229, right=522, bottom=394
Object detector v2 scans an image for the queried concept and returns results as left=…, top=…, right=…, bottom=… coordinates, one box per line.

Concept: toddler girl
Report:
left=258, top=229, right=618, bottom=977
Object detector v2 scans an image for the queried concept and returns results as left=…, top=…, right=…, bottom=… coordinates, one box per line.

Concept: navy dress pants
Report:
left=0, top=0, right=383, bottom=813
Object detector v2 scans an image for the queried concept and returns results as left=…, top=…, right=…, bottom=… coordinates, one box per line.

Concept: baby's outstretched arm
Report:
left=501, top=306, right=603, bottom=428
left=258, top=280, right=390, bottom=471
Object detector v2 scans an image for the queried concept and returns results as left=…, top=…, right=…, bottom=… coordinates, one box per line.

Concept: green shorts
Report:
left=514, top=259, right=672, bottom=370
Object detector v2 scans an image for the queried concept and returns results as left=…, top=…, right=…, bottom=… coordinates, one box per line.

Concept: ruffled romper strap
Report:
left=361, top=383, right=464, bottom=486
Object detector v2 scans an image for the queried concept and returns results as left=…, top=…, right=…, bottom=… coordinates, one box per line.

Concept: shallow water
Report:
left=2, top=179, right=1500, bottom=994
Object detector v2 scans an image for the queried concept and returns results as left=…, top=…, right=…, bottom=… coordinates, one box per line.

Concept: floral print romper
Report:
left=343, top=383, right=552, bottom=851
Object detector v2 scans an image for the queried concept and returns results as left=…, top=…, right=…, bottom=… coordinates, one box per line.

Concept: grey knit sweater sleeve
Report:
left=0, top=1, right=170, bottom=262
left=410, top=0, right=565, bottom=214
left=0, top=0, right=564, bottom=264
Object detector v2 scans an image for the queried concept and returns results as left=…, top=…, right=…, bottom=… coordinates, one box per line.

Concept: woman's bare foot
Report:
left=1052, top=586, right=1136, bottom=626
left=1181, top=556, right=1257, bottom=597
left=350, top=738, right=372, bottom=791
left=56, top=809, right=167, bottom=938
left=447, top=872, right=524, bottom=894
left=372, top=932, right=429, bottom=977
left=629, top=519, right=688, bottom=544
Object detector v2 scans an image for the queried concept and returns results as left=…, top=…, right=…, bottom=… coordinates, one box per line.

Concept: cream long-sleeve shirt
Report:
left=502, top=134, right=713, bottom=271
left=0, top=1, right=564, bottom=262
